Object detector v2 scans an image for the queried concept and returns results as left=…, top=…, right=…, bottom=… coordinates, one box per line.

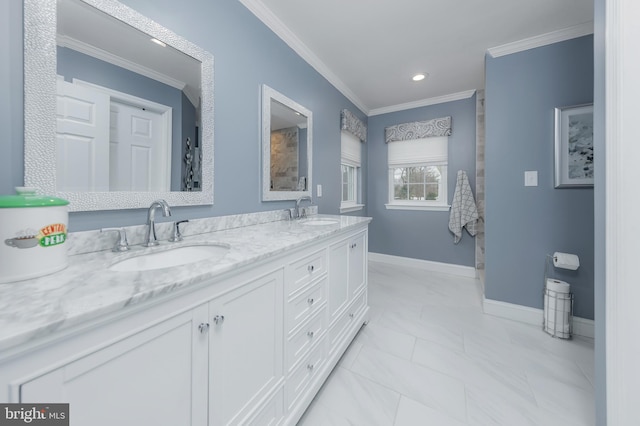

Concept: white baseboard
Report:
left=483, top=298, right=594, bottom=339
left=368, top=252, right=476, bottom=278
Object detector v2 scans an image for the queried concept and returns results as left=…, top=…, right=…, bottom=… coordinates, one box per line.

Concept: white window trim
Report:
left=340, top=201, right=364, bottom=213
left=385, top=203, right=450, bottom=212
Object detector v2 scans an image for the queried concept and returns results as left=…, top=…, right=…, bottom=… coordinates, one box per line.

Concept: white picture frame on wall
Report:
left=554, top=103, right=594, bottom=188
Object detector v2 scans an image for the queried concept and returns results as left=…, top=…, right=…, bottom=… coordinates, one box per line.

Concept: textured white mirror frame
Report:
left=23, top=0, right=214, bottom=211
left=261, top=84, right=312, bottom=201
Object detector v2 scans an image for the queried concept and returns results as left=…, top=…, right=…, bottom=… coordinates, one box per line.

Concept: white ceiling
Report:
left=240, top=0, right=594, bottom=115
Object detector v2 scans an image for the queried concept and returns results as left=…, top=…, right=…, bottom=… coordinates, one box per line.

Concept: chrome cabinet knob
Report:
left=307, top=298, right=315, bottom=305
left=307, top=331, right=314, bottom=338
left=307, top=265, right=315, bottom=273
left=307, top=364, right=314, bottom=371
left=349, top=313, right=355, bottom=319
left=350, top=242, right=357, bottom=249
left=198, top=323, right=210, bottom=334
left=213, top=315, right=225, bottom=325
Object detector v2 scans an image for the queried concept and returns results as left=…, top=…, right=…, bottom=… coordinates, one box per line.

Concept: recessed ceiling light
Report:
left=412, top=73, right=427, bottom=82
left=151, top=38, right=167, bottom=47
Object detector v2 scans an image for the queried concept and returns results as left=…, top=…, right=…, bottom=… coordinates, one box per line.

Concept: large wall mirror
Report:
left=23, top=0, right=214, bottom=211
left=262, top=85, right=312, bottom=201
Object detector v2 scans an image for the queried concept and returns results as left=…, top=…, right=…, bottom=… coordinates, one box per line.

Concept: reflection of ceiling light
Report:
left=412, top=73, right=427, bottom=81
left=151, top=38, right=167, bottom=47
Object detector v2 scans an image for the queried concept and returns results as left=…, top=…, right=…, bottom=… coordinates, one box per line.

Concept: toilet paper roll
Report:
left=546, top=278, right=570, bottom=293
left=553, top=252, right=580, bottom=270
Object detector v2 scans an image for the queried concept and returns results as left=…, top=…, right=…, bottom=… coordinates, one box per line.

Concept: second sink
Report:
left=109, top=243, right=230, bottom=272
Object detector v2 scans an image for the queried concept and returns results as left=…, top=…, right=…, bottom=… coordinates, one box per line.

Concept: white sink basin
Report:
left=109, top=243, right=230, bottom=272
left=299, top=218, right=340, bottom=226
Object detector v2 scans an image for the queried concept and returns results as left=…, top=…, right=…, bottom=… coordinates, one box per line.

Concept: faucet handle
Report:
left=100, top=227, right=130, bottom=252
left=169, top=220, right=189, bottom=242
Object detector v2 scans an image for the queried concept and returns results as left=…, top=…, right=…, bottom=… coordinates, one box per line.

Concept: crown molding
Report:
left=368, top=90, right=477, bottom=116
left=57, top=35, right=187, bottom=91
left=238, top=0, right=368, bottom=114
left=487, top=21, right=594, bottom=58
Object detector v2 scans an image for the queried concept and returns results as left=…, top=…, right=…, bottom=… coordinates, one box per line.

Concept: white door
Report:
left=109, top=101, right=169, bottom=191
left=56, top=80, right=110, bottom=191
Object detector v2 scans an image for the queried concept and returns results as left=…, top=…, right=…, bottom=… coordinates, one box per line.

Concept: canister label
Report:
left=4, top=223, right=67, bottom=249
left=38, top=223, right=67, bottom=247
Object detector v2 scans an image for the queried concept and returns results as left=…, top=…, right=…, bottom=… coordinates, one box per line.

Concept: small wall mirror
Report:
left=262, top=85, right=312, bottom=201
left=23, top=0, right=214, bottom=211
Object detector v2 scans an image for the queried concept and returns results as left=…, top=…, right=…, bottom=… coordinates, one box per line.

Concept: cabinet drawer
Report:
left=286, top=277, right=326, bottom=333
left=286, top=337, right=327, bottom=411
left=329, top=290, right=367, bottom=355
left=286, top=307, right=326, bottom=372
left=287, top=249, right=327, bottom=297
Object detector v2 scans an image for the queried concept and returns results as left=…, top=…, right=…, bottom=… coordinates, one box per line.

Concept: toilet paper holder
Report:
left=543, top=252, right=578, bottom=339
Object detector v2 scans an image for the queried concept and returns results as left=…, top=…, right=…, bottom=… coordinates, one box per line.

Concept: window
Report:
left=341, top=130, right=364, bottom=212
left=386, top=136, right=449, bottom=211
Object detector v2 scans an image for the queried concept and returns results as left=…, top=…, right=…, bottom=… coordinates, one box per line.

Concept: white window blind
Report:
left=341, top=130, right=361, bottom=165
left=387, top=136, right=448, bottom=166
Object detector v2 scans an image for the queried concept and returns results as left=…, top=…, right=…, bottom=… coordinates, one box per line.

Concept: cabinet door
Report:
left=20, top=305, right=209, bottom=426
left=348, top=232, right=366, bottom=298
left=209, top=269, right=284, bottom=426
left=328, top=241, right=349, bottom=325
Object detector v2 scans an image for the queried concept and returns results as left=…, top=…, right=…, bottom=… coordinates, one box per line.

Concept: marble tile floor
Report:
left=298, top=261, right=595, bottom=425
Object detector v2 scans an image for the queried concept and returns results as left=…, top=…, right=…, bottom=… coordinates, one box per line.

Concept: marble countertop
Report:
left=0, top=214, right=371, bottom=354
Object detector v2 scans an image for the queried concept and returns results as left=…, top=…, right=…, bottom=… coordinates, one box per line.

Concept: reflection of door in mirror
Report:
left=56, top=79, right=171, bottom=192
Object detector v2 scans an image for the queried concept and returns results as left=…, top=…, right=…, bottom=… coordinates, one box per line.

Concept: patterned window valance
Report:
left=341, top=109, right=367, bottom=142
left=385, top=116, right=452, bottom=143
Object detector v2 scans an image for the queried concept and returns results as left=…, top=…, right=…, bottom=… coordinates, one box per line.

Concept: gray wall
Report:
left=593, top=0, right=605, bottom=422
left=485, top=35, right=594, bottom=320
left=367, top=95, right=477, bottom=267
left=1, top=0, right=367, bottom=231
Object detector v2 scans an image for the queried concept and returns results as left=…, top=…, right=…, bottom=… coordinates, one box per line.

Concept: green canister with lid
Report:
left=0, top=187, right=70, bottom=283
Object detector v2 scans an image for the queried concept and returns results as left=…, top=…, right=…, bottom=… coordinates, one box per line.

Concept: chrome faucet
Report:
left=144, top=199, right=172, bottom=247
left=294, top=196, right=312, bottom=219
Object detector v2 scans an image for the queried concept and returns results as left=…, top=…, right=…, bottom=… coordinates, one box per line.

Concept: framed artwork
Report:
left=554, top=103, right=594, bottom=188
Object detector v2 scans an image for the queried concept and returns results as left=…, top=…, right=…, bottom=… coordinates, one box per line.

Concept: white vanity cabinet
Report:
left=18, top=304, right=211, bottom=426
left=208, top=269, right=285, bottom=426
left=0, top=221, right=369, bottom=426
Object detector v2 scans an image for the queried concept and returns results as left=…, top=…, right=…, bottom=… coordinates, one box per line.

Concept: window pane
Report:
left=408, top=167, right=425, bottom=183
left=408, top=183, right=424, bottom=200
left=425, top=183, right=439, bottom=200
left=342, top=164, right=356, bottom=203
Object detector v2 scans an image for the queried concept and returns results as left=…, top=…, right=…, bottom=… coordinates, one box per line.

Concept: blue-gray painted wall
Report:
left=367, top=96, right=477, bottom=267
left=1, top=0, right=367, bottom=231
left=485, top=35, right=594, bottom=320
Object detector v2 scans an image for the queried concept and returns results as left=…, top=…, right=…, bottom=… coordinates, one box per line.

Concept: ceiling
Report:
left=239, top=0, right=594, bottom=115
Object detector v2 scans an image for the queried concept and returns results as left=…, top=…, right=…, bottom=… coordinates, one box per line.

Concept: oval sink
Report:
left=109, top=243, right=230, bottom=272
left=299, top=218, right=340, bottom=226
